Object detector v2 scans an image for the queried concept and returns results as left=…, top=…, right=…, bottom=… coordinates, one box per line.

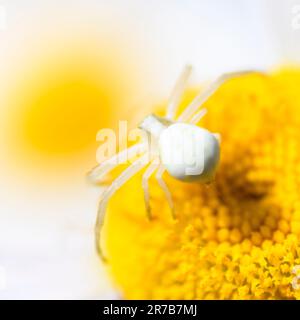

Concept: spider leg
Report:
left=156, top=164, right=175, bottom=219
left=95, top=154, right=149, bottom=261
left=166, top=65, right=192, bottom=120
left=142, top=158, right=160, bottom=220
left=190, top=108, right=207, bottom=125
left=177, top=70, right=264, bottom=122
left=88, top=142, right=147, bottom=184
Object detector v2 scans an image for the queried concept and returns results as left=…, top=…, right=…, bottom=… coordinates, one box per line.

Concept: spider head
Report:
left=139, top=114, right=173, bottom=139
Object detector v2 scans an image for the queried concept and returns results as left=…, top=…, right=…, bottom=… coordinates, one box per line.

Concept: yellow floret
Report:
left=102, top=68, right=300, bottom=299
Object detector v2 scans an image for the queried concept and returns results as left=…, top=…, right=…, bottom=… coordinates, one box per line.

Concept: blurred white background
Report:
left=0, top=0, right=299, bottom=299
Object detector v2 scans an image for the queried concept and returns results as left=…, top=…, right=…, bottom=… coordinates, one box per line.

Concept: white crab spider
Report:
left=89, top=66, right=259, bottom=261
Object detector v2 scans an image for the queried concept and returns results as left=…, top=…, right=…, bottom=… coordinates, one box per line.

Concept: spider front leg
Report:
left=156, top=164, right=175, bottom=219
left=88, top=142, right=147, bottom=183
left=190, top=108, right=207, bottom=125
left=177, top=70, right=263, bottom=122
left=166, top=65, right=192, bottom=120
left=95, top=154, right=149, bottom=261
left=142, top=158, right=160, bottom=220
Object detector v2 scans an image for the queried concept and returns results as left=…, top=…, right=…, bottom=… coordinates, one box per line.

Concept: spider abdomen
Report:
left=158, top=123, right=220, bottom=183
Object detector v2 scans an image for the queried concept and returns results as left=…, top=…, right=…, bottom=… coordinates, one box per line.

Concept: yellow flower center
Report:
left=104, top=68, right=300, bottom=300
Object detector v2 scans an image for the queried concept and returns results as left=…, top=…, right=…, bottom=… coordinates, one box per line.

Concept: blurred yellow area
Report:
left=5, top=42, right=140, bottom=180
